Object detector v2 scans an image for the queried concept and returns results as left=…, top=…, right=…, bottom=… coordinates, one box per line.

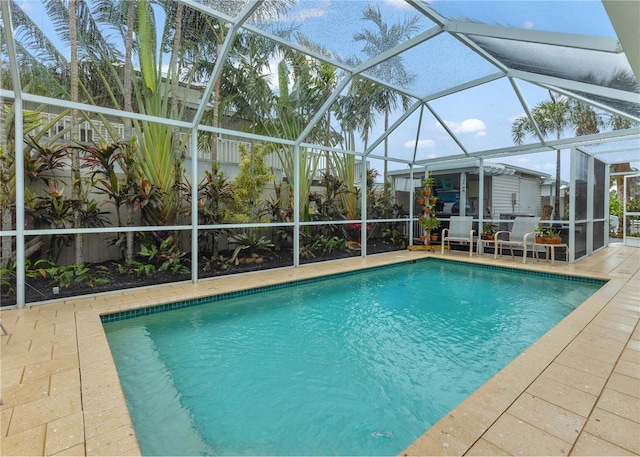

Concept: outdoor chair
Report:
left=494, top=217, right=540, bottom=263
left=441, top=216, right=475, bottom=257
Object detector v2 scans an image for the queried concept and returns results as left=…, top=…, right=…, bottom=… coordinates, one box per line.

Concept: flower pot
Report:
left=417, top=198, right=425, bottom=205
left=424, top=207, right=431, bottom=214
left=423, top=189, right=431, bottom=197
left=431, top=235, right=438, bottom=242
left=419, top=235, right=426, bottom=241
left=545, top=237, right=562, bottom=244
left=486, top=235, right=494, bottom=241
left=535, top=236, right=546, bottom=244
left=429, top=197, right=438, bottom=205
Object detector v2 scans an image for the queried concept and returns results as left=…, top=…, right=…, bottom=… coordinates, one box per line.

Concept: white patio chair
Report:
left=441, top=216, right=475, bottom=257
left=494, top=217, right=540, bottom=263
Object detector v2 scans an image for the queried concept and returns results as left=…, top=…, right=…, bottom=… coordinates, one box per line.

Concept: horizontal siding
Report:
left=491, top=175, right=520, bottom=219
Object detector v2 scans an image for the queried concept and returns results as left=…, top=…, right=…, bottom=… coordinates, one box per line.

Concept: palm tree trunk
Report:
left=124, top=0, right=136, bottom=265
left=70, top=0, right=83, bottom=265
left=0, top=41, right=10, bottom=267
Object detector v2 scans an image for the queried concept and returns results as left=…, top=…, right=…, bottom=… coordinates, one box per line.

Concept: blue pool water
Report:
left=104, top=260, right=602, bottom=456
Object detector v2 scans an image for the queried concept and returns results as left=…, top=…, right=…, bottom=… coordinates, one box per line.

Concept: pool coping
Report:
left=99, top=257, right=607, bottom=324
left=1, top=246, right=639, bottom=456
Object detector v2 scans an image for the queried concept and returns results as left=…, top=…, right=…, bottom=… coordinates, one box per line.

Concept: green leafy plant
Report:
left=228, top=232, right=275, bottom=264
left=311, top=236, right=348, bottom=255
left=0, top=259, right=16, bottom=297
left=382, top=228, right=408, bottom=246
left=26, top=261, right=106, bottom=289
left=418, top=215, right=440, bottom=232
left=482, top=222, right=497, bottom=238
left=139, top=235, right=189, bottom=274
left=422, top=172, right=435, bottom=189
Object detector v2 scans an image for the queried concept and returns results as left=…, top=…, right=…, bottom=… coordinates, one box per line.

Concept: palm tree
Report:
left=353, top=4, right=419, bottom=183
left=512, top=92, right=573, bottom=220
left=181, top=0, right=295, bottom=164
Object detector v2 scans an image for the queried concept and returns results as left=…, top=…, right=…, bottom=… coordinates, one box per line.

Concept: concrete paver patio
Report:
left=1, top=244, right=638, bottom=456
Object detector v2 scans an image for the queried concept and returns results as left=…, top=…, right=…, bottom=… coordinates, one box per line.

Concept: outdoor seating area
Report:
left=441, top=216, right=475, bottom=257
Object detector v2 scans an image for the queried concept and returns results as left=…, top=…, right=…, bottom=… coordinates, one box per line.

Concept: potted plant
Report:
left=422, top=173, right=435, bottom=197
left=534, top=227, right=562, bottom=244
left=481, top=222, right=496, bottom=241
left=534, top=226, right=546, bottom=244
left=543, top=228, right=562, bottom=244
left=419, top=215, right=440, bottom=243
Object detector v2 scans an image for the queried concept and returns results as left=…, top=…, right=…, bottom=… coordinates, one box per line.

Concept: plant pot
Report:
left=429, top=197, right=438, bottom=205
left=545, top=237, right=562, bottom=244
left=419, top=235, right=426, bottom=241
left=431, top=235, right=438, bottom=242
left=423, top=189, right=431, bottom=197
left=424, top=207, right=431, bottom=214
left=417, top=198, right=425, bottom=205
left=535, top=236, right=546, bottom=244
left=486, top=235, right=494, bottom=241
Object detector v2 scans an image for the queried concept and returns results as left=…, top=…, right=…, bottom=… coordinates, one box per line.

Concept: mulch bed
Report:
left=1, top=242, right=406, bottom=307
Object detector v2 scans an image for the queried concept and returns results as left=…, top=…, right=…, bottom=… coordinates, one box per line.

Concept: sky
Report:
left=267, top=0, right=629, bottom=180
left=12, top=0, right=638, bottom=180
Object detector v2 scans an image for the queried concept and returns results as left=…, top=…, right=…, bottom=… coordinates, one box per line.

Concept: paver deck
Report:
left=1, top=244, right=639, bottom=456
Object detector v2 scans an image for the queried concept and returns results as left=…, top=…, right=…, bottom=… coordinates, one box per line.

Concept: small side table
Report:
left=533, top=242, right=568, bottom=265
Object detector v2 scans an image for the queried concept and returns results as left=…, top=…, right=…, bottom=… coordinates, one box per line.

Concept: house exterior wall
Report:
left=491, top=175, right=541, bottom=219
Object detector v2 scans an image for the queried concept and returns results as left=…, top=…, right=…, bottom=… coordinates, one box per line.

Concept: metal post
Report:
left=293, top=145, right=300, bottom=267
left=191, top=131, right=198, bottom=283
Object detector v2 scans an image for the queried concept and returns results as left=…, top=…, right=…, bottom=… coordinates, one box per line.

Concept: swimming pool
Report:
left=103, top=260, right=604, bottom=456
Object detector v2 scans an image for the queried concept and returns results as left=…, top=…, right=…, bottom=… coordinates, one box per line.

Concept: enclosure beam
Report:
left=2, top=1, right=25, bottom=307
left=191, top=132, right=198, bottom=283
left=293, top=145, right=300, bottom=267
left=361, top=154, right=367, bottom=258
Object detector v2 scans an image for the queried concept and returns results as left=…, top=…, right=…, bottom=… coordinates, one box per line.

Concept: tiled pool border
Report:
left=100, top=258, right=607, bottom=324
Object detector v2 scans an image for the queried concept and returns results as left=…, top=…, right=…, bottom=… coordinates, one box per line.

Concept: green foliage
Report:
left=535, top=227, right=562, bottom=238
left=228, top=232, right=274, bottom=256
left=26, top=260, right=111, bottom=289
left=367, top=169, right=401, bottom=220
left=139, top=235, right=189, bottom=274
left=188, top=164, right=234, bottom=257
left=609, top=192, right=624, bottom=217
left=481, top=222, right=497, bottom=236
left=312, top=172, right=349, bottom=222
left=627, top=198, right=640, bottom=212
left=0, top=259, right=16, bottom=296
left=225, top=144, right=274, bottom=223
left=419, top=215, right=440, bottom=232
left=310, top=236, right=348, bottom=255
left=382, top=228, right=408, bottom=246
left=201, top=255, right=233, bottom=272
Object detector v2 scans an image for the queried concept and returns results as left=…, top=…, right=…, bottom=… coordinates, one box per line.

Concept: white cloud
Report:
left=384, top=0, right=416, bottom=8
left=404, top=139, right=435, bottom=149
left=289, top=7, right=327, bottom=22
left=523, top=21, right=535, bottom=30
left=441, top=118, right=487, bottom=138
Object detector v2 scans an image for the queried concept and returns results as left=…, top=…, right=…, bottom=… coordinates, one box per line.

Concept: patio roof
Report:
left=1, top=0, right=638, bottom=168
